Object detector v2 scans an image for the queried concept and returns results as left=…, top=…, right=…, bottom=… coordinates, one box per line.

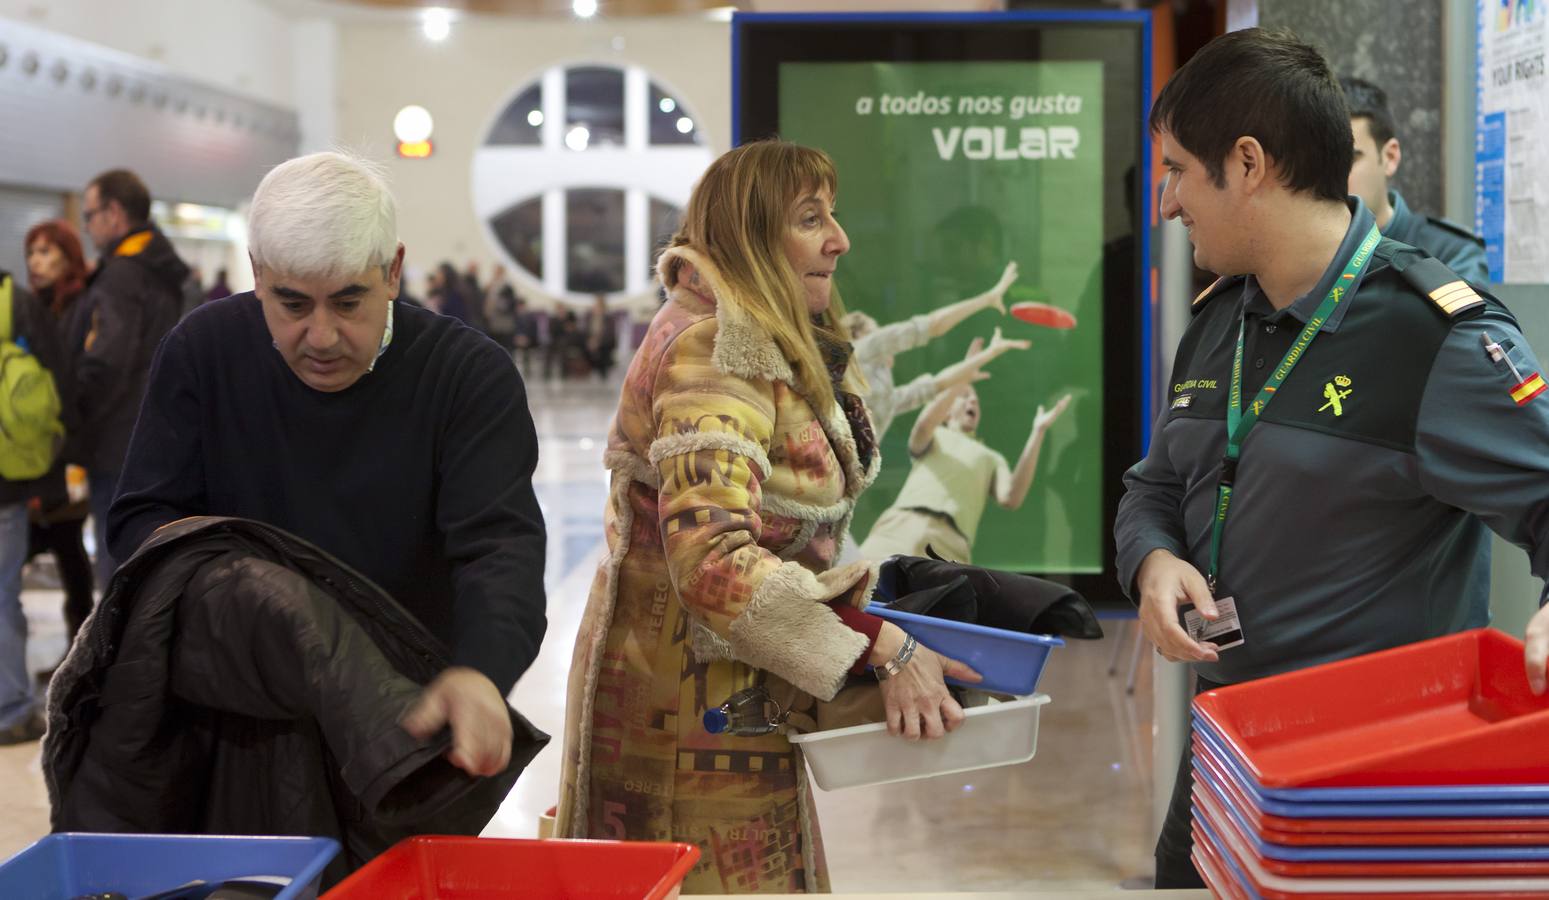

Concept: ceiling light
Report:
left=658, top=97, right=676, bottom=114
left=573, top=0, right=598, bottom=18
left=675, top=116, right=694, bottom=134
left=565, top=125, right=591, bottom=151
left=422, top=8, right=451, bottom=41
left=393, top=105, right=434, bottom=143
left=527, top=109, right=544, bottom=127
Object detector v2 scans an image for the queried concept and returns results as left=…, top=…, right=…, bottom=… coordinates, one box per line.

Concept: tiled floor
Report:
left=0, top=368, right=1157, bottom=891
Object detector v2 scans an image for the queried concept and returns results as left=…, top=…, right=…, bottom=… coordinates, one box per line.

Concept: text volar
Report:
left=932, top=126, right=1080, bottom=161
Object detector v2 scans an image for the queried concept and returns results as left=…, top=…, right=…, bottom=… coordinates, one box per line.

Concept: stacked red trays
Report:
left=1189, top=629, right=1549, bottom=899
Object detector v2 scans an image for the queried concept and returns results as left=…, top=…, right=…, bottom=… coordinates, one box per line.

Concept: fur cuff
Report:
left=604, top=448, right=660, bottom=489
left=649, top=430, right=773, bottom=481
left=726, top=560, right=877, bottom=701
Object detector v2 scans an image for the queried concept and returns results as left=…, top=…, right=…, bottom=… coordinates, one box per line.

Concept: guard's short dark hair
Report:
left=88, top=169, right=152, bottom=224
left=1339, top=76, right=1397, bottom=148
left=1150, top=28, right=1350, bottom=202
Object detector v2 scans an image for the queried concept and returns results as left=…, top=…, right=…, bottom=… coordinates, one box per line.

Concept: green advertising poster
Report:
left=780, top=61, right=1105, bottom=573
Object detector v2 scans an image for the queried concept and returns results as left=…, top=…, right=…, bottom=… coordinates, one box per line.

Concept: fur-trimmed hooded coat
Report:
left=555, top=247, right=880, bottom=893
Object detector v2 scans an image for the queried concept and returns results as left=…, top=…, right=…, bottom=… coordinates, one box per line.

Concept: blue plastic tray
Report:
left=1193, top=713, right=1549, bottom=803
left=0, top=833, right=340, bottom=900
left=866, top=602, right=1063, bottom=695
left=1195, top=765, right=1549, bottom=862
left=1194, top=727, right=1549, bottom=819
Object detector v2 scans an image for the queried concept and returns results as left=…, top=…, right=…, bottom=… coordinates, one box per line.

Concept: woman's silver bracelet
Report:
left=874, top=633, right=918, bottom=681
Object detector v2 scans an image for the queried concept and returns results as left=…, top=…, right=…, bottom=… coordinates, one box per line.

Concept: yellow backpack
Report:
left=0, top=274, right=65, bottom=480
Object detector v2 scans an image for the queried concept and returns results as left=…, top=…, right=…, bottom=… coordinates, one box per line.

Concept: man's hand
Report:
left=1526, top=604, right=1549, bottom=695
left=983, top=261, right=1020, bottom=315
left=401, top=666, right=513, bottom=777
left=987, top=326, right=1032, bottom=357
left=1032, top=393, right=1073, bottom=434
left=1136, top=549, right=1220, bottom=663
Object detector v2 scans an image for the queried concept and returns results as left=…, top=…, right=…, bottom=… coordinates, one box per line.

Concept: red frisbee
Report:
left=1010, top=301, right=1077, bottom=330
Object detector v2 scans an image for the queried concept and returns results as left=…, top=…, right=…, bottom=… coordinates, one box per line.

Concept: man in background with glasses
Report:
left=75, top=169, right=188, bottom=586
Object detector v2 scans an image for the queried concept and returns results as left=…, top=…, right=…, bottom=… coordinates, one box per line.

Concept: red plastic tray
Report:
left=323, top=837, right=701, bottom=900
left=1194, top=629, right=1549, bottom=789
left=1193, top=740, right=1549, bottom=844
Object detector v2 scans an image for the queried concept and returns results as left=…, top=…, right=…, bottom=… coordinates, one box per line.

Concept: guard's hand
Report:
left=1136, top=549, right=1220, bottom=664
left=401, top=666, right=514, bottom=777
left=873, top=623, right=982, bottom=741
left=1526, top=604, right=1549, bottom=695
left=985, top=261, right=1020, bottom=314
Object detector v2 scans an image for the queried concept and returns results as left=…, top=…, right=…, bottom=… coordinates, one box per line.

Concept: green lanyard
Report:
left=1207, top=224, right=1381, bottom=594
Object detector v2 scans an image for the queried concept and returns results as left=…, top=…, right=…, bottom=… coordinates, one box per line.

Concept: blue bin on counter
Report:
left=0, top=833, right=340, bottom=900
left=867, top=603, right=1063, bottom=695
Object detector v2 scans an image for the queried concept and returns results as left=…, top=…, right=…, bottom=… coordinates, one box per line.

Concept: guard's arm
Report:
left=1114, top=410, right=1192, bottom=602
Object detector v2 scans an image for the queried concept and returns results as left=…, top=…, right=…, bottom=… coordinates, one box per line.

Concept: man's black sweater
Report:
left=109, top=294, right=546, bottom=692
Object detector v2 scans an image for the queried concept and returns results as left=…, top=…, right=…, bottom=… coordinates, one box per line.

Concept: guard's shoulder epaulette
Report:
left=1190, top=275, right=1245, bottom=316
left=1423, top=215, right=1487, bottom=248
left=1390, top=250, right=1486, bottom=319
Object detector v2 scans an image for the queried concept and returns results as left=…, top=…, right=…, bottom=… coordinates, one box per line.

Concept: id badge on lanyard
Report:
left=1203, top=224, right=1382, bottom=637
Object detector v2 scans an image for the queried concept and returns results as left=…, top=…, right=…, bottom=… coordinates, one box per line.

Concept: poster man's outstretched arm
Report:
left=996, top=394, right=1073, bottom=510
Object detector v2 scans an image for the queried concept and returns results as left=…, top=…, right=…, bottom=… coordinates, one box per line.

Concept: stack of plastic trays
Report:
left=1188, top=629, right=1549, bottom=899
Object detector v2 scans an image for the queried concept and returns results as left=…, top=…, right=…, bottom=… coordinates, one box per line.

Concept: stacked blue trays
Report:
left=865, top=603, right=1063, bottom=695
left=1189, top=711, right=1549, bottom=898
left=0, top=833, right=340, bottom=900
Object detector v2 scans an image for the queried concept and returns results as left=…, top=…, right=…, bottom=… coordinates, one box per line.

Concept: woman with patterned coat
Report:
left=555, top=142, right=979, bottom=893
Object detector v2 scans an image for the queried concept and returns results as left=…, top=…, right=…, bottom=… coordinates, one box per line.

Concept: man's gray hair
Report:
left=248, top=150, right=398, bottom=280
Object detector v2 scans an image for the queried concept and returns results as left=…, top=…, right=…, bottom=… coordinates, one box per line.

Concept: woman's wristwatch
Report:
left=873, top=633, right=919, bottom=681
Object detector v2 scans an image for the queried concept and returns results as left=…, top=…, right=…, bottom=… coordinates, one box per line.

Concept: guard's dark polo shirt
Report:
left=1116, top=200, right=1549, bottom=684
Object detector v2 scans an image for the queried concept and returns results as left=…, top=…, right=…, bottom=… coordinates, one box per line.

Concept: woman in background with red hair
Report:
left=24, top=219, right=94, bottom=652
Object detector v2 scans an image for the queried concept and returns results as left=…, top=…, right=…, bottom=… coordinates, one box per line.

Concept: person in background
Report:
left=544, top=308, right=581, bottom=380
left=432, top=261, right=470, bottom=324
left=0, top=268, right=69, bottom=745
left=1339, top=76, right=1490, bottom=283
left=108, top=150, right=548, bottom=777
left=511, top=295, right=540, bottom=373
left=483, top=265, right=518, bottom=351
left=205, top=267, right=232, bottom=303
left=581, top=293, right=617, bottom=380
left=23, top=220, right=94, bottom=651
left=461, top=260, right=489, bottom=335
left=555, top=140, right=979, bottom=893
left=76, top=168, right=188, bottom=587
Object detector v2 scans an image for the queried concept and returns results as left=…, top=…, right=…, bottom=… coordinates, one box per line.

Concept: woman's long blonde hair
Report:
left=661, top=140, right=857, bottom=412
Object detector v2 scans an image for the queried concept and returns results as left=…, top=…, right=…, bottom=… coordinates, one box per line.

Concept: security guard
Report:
left=1119, top=29, right=1549, bottom=889
left=1341, top=76, right=1490, bottom=283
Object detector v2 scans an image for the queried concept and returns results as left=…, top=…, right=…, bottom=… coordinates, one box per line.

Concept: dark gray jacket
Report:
left=73, top=225, right=187, bottom=473
left=43, top=516, right=549, bottom=886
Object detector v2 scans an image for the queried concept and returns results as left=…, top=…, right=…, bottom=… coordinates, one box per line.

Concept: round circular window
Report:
left=472, top=63, right=714, bottom=307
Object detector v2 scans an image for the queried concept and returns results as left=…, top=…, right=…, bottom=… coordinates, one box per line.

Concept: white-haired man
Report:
left=109, top=151, right=546, bottom=777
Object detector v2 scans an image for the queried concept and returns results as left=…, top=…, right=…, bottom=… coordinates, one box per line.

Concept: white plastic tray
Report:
left=788, top=693, right=1050, bottom=790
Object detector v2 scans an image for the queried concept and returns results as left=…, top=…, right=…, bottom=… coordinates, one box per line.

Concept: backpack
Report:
left=0, top=274, right=65, bottom=480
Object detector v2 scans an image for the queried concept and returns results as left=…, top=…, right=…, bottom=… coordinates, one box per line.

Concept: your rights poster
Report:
left=780, top=61, right=1106, bottom=573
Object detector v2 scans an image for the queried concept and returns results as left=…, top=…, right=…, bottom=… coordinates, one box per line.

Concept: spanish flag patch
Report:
left=1511, top=373, right=1547, bottom=406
